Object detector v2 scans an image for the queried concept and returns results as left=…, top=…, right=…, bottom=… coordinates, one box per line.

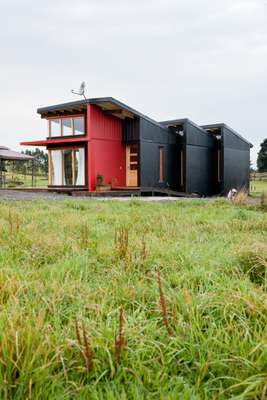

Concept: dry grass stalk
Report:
left=80, top=223, right=89, bottom=249
left=75, top=319, right=93, bottom=372
left=140, top=238, right=148, bottom=263
left=114, top=307, right=125, bottom=362
left=115, top=227, right=129, bottom=258
left=6, top=209, right=20, bottom=235
left=260, top=192, right=267, bottom=210
left=157, top=269, right=172, bottom=336
left=232, top=189, right=248, bottom=205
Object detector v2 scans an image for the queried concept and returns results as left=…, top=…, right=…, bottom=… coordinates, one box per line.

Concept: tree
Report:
left=257, top=139, right=267, bottom=172
left=23, top=148, right=48, bottom=175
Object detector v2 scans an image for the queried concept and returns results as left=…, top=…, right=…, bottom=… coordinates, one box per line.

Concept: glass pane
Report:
left=130, top=164, right=138, bottom=170
left=50, top=150, right=62, bottom=185
left=62, top=118, right=72, bottom=136
left=73, top=148, right=85, bottom=185
left=50, top=119, right=61, bottom=137
left=63, top=150, right=73, bottom=185
left=73, top=117, right=85, bottom=135
left=130, top=144, right=138, bottom=154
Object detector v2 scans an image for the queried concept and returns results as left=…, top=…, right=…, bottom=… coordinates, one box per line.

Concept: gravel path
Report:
left=0, top=189, right=209, bottom=202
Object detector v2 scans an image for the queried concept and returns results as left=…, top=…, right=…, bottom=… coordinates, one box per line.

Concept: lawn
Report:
left=3, top=172, right=48, bottom=188
left=250, top=179, right=267, bottom=197
left=0, top=199, right=267, bottom=399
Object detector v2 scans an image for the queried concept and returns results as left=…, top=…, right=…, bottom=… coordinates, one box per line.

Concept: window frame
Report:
left=159, top=146, right=164, bottom=183
left=47, top=115, right=86, bottom=138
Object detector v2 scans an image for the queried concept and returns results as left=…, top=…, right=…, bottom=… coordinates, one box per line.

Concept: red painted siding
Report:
left=87, top=104, right=125, bottom=191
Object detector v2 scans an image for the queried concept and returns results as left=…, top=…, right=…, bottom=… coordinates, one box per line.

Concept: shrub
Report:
left=232, top=189, right=248, bottom=205
left=238, top=242, right=267, bottom=287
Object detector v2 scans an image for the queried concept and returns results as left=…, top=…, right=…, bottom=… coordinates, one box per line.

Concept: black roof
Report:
left=160, top=118, right=211, bottom=136
left=37, top=98, right=253, bottom=147
left=201, top=123, right=253, bottom=147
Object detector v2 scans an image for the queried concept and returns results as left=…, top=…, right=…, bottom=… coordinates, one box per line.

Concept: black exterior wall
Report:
left=201, top=124, right=251, bottom=195
left=159, top=119, right=219, bottom=196
left=221, top=126, right=251, bottom=194
left=139, top=118, right=177, bottom=189
left=184, top=121, right=218, bottom=196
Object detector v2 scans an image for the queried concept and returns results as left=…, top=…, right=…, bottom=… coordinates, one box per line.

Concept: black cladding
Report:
left=122, top=115, right=251, bottom=196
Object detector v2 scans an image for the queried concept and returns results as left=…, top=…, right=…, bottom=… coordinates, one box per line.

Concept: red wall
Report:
left=87, top=105, right=125, bottom=191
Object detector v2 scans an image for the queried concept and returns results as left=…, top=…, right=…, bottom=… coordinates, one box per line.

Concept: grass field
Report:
left=0, top=199, right=267, bottom=399
left=250, top=179, right=267, bottom=197
left=3, top=172, right=48, bottom=188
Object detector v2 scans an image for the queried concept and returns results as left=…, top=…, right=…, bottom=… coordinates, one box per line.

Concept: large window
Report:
left=49, top=148, right=85, bottom=186
left=48, top=116, right=85, bottom=137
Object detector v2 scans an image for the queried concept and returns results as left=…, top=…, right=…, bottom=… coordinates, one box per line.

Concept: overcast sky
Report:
left=1, top=0, right=267, bottom=166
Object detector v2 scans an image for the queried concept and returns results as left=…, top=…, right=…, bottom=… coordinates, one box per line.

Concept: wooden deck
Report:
left=3, top=186, right=200, bottom=198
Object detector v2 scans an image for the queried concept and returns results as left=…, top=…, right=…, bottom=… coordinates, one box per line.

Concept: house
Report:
left=21, top=97, right=252, bottom=196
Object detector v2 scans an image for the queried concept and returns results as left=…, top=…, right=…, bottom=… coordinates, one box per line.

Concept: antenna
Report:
left=71, top=81, right=87, bottom=100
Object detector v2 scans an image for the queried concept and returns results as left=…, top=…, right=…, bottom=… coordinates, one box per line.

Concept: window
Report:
left=48, top=116, right=85, bottom=137
left=73, top=117, right=85, bottom=135
left=50, top=150, right=62, bottom=185
left=62, top=118, right=72, bottom=136
left=49, top=148, right=85, bottom=186
left=63, top=149, right=73, bottom=184
left=49, top=119, right=61, bottom=137
left=217, top=150, right=221, bottom=182
left=74, top=148, right=85, bottom=185
left=159, top=147, right=164, bottom=182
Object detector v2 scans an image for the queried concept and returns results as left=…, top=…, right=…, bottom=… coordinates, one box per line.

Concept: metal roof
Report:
left=37, top=97, right=167, bottom=130
left=201, top=123, right=253, bottom=147
left=0, top=146, right=34, bottom=161
left=159, top=118, right=214, bottom=138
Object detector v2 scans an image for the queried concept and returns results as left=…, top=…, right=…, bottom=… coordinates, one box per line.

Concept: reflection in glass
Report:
left=62, top=119, right=72, bottom=136
left=50, top=119, right=61, bottom=137
left=73, top=117, right=85, bottom=135
left=63, top=150, right=73, bottom=185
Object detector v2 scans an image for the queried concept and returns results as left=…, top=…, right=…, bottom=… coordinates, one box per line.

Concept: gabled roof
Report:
left=201, top=123, right=253, bottom=147
left=0, top=146, right=34, bottom=161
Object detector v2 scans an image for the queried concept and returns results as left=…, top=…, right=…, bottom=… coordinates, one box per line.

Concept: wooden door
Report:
left=126, top=144, right=138, bottom=187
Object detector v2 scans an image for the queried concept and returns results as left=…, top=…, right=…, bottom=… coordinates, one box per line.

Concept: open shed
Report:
left=0, top=146, right=34, bottom=188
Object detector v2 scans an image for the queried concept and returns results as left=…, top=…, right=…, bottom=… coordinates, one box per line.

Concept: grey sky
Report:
left=1, top=0, right=267, bottom=166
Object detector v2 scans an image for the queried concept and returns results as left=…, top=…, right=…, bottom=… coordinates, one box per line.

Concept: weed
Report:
left=75, top=319, right=94, bottom=372
left=80, top=222, right=89, bottom=249
left=232, top=189, right=248, bottom=205
left=114, top=307, right=125, bottom=363
left=157, top=269, right=172, bottom=336
left=114, top=227, right=129, bottom=259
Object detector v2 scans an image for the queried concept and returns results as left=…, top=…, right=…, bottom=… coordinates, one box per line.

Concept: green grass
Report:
left=0, top=199, right=267, bottom=399
left=250, top=179, right=267, bottom=197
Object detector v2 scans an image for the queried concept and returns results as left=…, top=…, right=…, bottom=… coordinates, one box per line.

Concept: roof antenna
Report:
left=71, top=81, right=87, bottom=100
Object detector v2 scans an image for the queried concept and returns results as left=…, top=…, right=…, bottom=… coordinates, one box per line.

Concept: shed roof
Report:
left=0, top=146, right=34, bottom=161
left=201, top=123, right=253, bottom=147
left=37, top=97, right=166, bottom=130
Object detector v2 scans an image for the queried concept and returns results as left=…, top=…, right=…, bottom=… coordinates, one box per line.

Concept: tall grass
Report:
left=0, top=198, right=266, bottom=398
